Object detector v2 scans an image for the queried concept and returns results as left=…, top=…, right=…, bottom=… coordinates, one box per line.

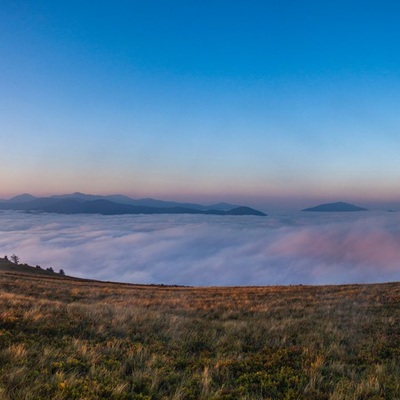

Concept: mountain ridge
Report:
left=302, top=201, right=368, bottom=212
left=0, top=193, right=267, bottom=216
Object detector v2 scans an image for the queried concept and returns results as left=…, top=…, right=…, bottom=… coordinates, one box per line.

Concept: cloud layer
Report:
left=1, top=210, right=400, bottom=286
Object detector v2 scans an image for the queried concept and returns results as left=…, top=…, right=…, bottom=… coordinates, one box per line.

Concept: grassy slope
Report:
left=0, top=257, right=67, bottom=278
left=0, top=260, right=399, bottom=399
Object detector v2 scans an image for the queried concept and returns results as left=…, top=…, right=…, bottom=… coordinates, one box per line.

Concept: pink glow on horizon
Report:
left=1, top=169, right=400, bottom=211
left=271, top=222, right=400, bottom=271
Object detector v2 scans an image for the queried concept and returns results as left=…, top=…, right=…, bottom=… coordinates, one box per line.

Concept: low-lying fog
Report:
left=1, top=210, right=399, bottom=286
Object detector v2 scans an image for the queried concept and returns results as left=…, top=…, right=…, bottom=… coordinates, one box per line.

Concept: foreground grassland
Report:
left=0, top=263, right=399, bottom=399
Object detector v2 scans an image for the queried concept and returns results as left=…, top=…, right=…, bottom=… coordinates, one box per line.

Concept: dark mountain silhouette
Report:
left=0, top=193, right=266, bottom=216
left=44, top=200, right=267, bottom=216
left=120, top=197, right=208, bottom=210
left=0, top=197, right=64, bottom=211
left=206, top=202, right=241, bottom=211
left=302, top=202, right=368, bottom=212
left=48, top=192, right=238, bottom=210
left=9, top=193, right=38, bottom=202
left=224, top=206, right=267, bottom=216
left=43, top=199, right=201, bottom=215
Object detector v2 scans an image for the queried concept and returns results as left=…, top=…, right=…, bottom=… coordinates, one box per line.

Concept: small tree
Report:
left=10, top=254, right=20, bottom=264
left=46, top=267, right=54, bottom=273
left=59, top=269, right=65, bottom=275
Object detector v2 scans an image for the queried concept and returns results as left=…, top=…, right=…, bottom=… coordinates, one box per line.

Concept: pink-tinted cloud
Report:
left=0, top=210, right=399, bottom=285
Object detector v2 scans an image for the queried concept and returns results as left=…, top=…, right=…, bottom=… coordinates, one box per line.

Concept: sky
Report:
left=2, top=211, right=400, bottom=286
left=1, top=1, right=400, bottom=210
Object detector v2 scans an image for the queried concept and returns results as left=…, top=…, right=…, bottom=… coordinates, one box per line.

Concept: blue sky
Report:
left=1, top=1, right=400, bottom=210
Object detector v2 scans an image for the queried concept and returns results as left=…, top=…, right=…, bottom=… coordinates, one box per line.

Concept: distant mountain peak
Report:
left=302, top=201, right=368, bottom=212
left=9, top=193, right=37, bottom=202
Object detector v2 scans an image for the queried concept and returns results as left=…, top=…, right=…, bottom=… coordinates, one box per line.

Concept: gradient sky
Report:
left=1, top=1, right=400, bottom=210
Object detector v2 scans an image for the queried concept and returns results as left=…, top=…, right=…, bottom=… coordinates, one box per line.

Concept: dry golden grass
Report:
left=1, top=258, right=400, bottom=399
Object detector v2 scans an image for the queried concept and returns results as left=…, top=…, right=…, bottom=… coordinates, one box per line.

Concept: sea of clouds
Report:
left=1, top=210, right=400, bottom=286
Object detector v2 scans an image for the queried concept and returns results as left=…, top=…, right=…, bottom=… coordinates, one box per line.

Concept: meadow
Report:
left=0, top=257, right=399, bottom=399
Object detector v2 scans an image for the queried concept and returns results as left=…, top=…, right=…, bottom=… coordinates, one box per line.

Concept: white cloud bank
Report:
left=1, top=210, right=400, bottom=286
